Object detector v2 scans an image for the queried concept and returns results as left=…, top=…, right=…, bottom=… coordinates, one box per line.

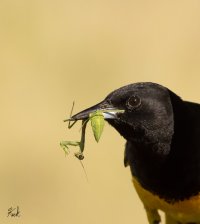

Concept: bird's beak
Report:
left=66, top=100, right=124, bottom=121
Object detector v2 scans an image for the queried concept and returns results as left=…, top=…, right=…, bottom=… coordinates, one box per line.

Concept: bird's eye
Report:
left=126, top=95, right=141, bottom=110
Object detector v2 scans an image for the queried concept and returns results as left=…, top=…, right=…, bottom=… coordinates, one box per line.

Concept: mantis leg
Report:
left=79, top=119, right=88, bottom=153
left=60, top=141, right=80, bottom=155
left=63, top=101, right=77, bottom=129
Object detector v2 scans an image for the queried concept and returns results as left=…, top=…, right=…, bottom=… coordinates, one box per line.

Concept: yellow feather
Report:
left=132, top=177, right=200, bottom=223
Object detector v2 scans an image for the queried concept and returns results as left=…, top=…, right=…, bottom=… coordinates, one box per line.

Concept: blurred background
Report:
left=0, top=0, right=200, bottom=223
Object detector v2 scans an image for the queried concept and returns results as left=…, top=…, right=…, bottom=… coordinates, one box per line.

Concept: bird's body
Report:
left=71, top=82, right=200, bottom=224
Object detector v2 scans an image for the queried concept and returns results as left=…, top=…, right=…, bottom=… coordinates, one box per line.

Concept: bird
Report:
left=70, top=82, right=200, bottom=224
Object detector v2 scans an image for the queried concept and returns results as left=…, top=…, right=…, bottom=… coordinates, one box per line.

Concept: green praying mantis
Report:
left=60, top=102, right=105, bottom=160
left=60, top=102, right=124, bottom=160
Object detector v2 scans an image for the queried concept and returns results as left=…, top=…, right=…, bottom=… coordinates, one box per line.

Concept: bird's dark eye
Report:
left=126, top=95, right=141, bottom=110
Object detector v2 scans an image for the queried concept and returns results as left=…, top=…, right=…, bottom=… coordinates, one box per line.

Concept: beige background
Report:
left=1, top=0, right=200, bottom=223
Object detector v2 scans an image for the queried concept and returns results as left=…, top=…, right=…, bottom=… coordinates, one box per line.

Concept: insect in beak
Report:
left=61, top=101, right=125, bottom=161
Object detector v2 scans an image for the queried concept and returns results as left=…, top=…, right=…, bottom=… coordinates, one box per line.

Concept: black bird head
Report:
left=71, top=82, right=176, bottom=156
left=71, top=82, right=177, bottom=154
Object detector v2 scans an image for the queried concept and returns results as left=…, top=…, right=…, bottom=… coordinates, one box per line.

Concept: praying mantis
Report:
left=60, top=102, right=124, bottom=160
left=60, top=102, right=106, bottom=160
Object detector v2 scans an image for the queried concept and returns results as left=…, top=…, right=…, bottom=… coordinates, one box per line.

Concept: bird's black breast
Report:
left=125, top=100, right=200, bottom=202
